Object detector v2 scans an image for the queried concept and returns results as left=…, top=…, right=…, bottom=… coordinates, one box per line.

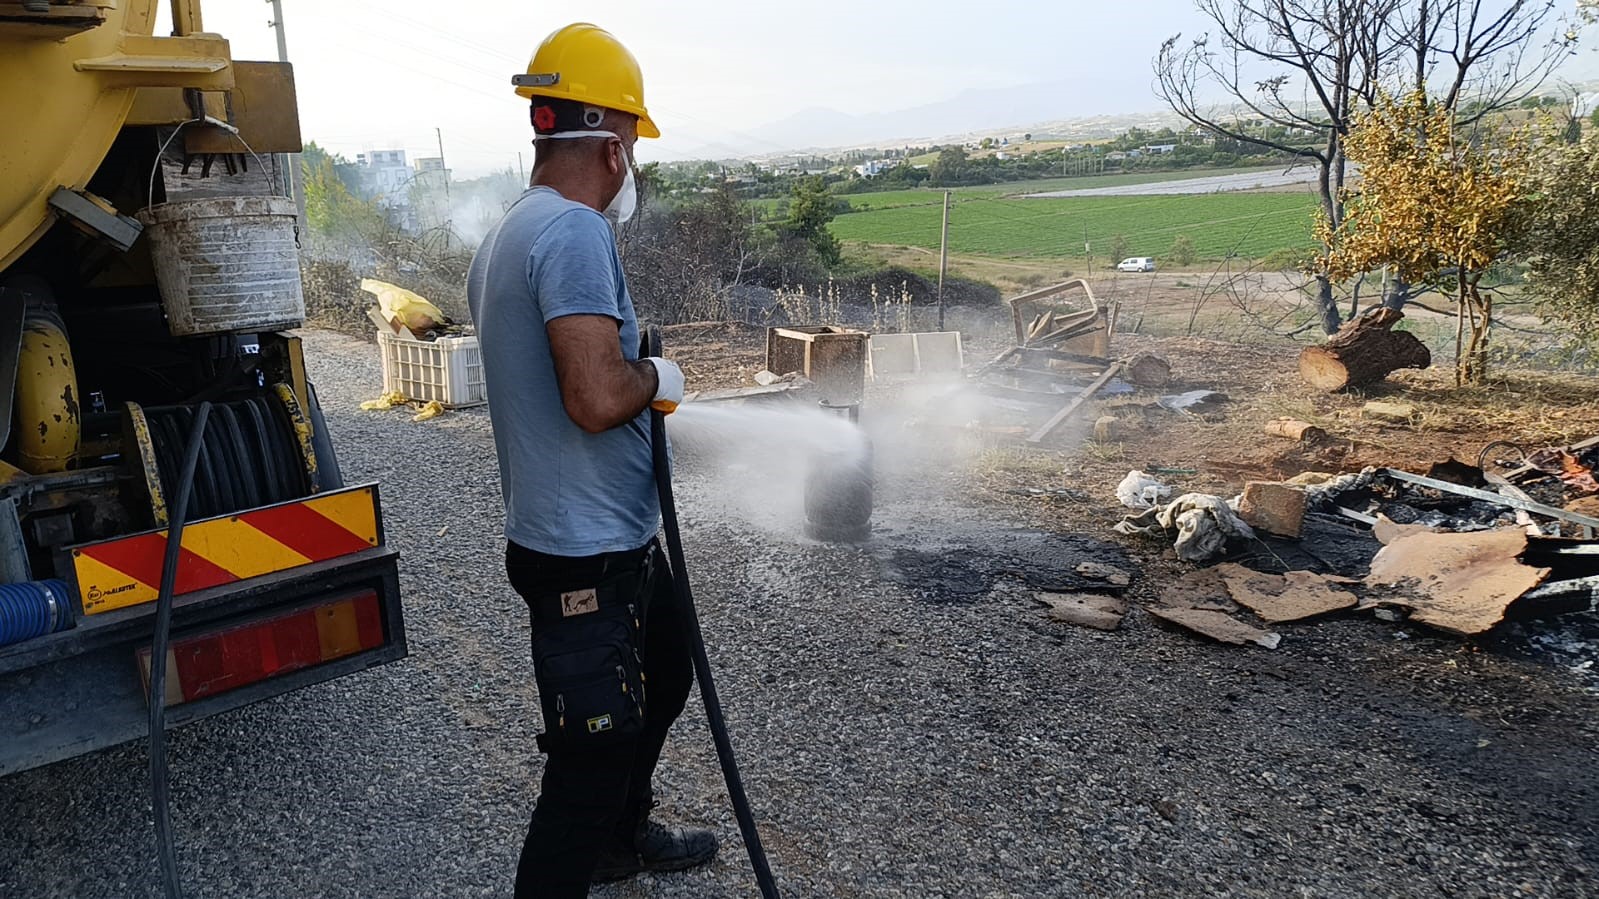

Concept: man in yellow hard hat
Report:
left=466, top=23, right=714, bottom=897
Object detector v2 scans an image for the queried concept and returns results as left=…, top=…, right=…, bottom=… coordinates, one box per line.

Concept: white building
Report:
left=356, top=149, right=411, bottom=197
left=354, top=149, right=415, bottom=229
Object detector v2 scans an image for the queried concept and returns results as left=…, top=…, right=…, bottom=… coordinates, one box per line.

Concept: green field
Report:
left=831, top=191, right=1320, bottom=261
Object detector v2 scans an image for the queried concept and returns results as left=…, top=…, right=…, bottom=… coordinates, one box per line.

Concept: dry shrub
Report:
left=300, top=225, right=473, bottom=338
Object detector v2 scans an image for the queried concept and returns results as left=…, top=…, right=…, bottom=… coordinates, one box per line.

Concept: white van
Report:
left=1117, top=257, right=1156, bottom=273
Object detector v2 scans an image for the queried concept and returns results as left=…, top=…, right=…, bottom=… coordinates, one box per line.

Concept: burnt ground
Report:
left=0, top=326, right=1596, bottom=898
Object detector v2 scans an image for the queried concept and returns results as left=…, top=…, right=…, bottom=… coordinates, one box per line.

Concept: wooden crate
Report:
left=765, top=326, right=868, bottom=405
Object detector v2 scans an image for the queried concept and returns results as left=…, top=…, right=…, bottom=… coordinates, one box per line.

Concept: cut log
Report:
left=1298, top=308, right=1431, bottom=392
left=1123, top=352, right=1173, bottom=388
left=1263, top=418, right=1327, bottom=442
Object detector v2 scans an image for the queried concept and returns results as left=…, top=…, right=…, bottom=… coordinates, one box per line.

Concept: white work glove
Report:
left=645, top=357, right=684, bottom=414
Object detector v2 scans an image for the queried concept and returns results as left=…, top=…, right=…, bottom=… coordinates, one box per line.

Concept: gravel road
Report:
left=2, top=328, right=1597, bottom=898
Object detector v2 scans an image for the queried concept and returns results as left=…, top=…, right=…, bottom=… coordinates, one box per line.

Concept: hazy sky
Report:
left=175, top=0, right=1599, bottom=176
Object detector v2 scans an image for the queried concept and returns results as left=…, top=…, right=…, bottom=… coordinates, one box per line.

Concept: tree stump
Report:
left=1124, top=352, right=1173, bottom=388
left=1298, top=308, right=1431, bottom=392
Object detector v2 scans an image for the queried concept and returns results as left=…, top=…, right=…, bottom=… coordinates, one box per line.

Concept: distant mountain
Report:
left=685, top=79, right=1165, bottom=158
left=668, top=76, right=1599, bottom=162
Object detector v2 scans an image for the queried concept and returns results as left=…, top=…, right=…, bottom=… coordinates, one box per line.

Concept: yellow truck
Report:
left=0, top=2, right=406, bottom=775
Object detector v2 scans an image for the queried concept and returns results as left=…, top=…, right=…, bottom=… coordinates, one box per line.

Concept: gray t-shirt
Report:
left=466, top=186, right=657, bottom=556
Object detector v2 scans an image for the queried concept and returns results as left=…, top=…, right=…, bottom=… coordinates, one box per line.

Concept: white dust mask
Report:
left=533, top=130, right=637, bottom=225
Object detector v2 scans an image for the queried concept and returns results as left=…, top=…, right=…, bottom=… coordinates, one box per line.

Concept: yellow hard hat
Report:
left=512, top=23, right=659, bottom=139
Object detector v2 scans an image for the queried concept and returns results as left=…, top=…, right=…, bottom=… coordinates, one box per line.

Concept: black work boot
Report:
left=590, top=799, right=718, bottom=882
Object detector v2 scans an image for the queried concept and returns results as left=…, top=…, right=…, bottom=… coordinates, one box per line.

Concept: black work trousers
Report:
left=506, top=539, right=695, bottom=899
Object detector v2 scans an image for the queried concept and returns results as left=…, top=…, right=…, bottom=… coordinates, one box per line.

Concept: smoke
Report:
left=667, top=404, right=868, bottom=539
left=445, top=193, right=506, bottom=249
left=665, top=377, right=1044, bottom=542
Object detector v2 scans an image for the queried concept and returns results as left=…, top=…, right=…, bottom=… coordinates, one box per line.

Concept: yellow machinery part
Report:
left=273, top=383, right=321, bottom=492
left=124, top=400, right=168, bottom=526
left=15, top=309, right=79, bottom=475
left=0, top=0, right=237, bottom=271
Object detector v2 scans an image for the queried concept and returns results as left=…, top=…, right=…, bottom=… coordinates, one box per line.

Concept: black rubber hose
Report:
left=644, top=327, right=780, bottom=899
left=149, top=400, right=212, bottom=899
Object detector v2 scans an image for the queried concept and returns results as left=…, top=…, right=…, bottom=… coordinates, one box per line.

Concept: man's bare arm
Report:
left=546, top=314, right=658, bottom=433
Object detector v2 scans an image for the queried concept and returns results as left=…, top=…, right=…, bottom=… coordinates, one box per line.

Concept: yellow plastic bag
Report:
left=360, top=390, right=407, bottom=411
left=360, top=279, right=446, bottom=335
left=411, top=400, right=446, bottom=422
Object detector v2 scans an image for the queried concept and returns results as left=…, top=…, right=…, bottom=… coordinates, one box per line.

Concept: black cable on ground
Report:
left=645, top=327, right=780, bottom=899
left=149, top=400, right=212, bottom=899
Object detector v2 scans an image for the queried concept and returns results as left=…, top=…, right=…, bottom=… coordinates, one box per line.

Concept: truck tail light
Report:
left=138, top=591, right=384, bottom=706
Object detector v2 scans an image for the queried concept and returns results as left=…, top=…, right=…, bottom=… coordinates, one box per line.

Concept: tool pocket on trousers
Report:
left=532, top=607, right=645, bottom=750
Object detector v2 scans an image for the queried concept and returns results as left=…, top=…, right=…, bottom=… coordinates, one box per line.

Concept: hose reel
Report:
left=126, top=385, right=317, bottom=526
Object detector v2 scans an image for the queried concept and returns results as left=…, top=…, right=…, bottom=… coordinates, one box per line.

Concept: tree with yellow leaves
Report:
left=1317, top=91, right=1533, bottom=385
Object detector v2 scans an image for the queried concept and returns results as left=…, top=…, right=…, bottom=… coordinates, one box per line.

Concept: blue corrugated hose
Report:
left=0, top=579, right=72, bottom=648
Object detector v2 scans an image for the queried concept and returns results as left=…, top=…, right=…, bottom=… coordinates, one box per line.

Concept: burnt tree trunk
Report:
left=1298, top=307, right=1431, bottom=392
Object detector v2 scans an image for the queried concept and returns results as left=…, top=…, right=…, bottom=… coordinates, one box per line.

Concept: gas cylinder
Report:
left=803, top=401, right=872, bottom=542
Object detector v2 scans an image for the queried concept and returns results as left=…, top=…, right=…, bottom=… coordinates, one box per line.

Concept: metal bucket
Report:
left=137, top=196, right=304, bottom=336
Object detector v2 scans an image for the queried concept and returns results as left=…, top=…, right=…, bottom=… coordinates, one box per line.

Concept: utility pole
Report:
left=436, top=127, right=452, bottom=247
left=266, top=0, right=304, bottom=227
left=267, top=0, right=288, bottom=62
left=936, top=190, right=950, bottom=331
left=517, top=151, right=526, bottom=187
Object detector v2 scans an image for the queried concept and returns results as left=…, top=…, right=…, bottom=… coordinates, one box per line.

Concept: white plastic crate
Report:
left=378, top=332, right=487, bottom=408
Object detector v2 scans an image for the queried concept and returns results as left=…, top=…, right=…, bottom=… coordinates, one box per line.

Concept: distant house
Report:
left=412, top=156, right=450, bottom=194
left=854, top=160, right=889, bottom=177
left=354, top=149, right=415, bottom=229
left=1105, top=152, right=1129, bottom=162
left=1143, top=144, right=1178, bottom=154
left=356, top=149, right=411, bottom=196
